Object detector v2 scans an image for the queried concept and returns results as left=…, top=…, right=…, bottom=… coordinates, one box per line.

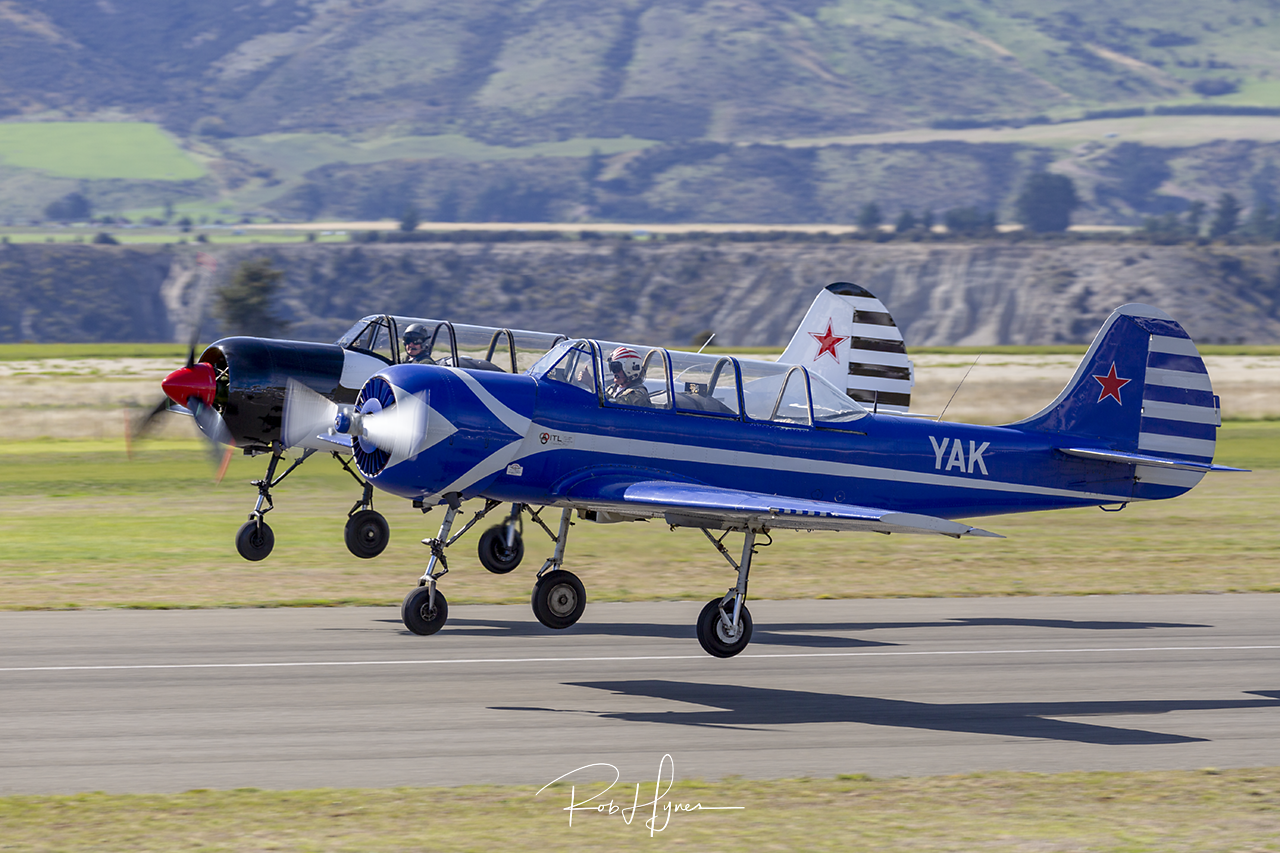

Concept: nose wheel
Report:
left=402, top=586, right=449, bottom=636
left=345, top=509, right=390, bottom=559
left=235, top=518, right=275, bottom=561
left=478, top=523, right=523, bottom=573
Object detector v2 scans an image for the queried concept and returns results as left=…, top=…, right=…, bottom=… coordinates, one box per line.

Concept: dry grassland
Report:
left=1, top=768, right=1278, bottom=852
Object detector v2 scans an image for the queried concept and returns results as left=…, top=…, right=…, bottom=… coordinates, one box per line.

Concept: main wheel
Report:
left=696, top=598, right=753, bottom=658
left=235, top=519, right=274, bottom=561
left=402, top=586, right=449, bottom=636
left=477, top=525, right=523, bottom=574
left=531, top=570, right=586, bottom=629
left=345, top=509, right=390, bottom=559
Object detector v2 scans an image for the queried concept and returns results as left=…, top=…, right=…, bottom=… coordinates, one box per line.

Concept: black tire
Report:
left=477, top=525, right=523, bottom=574
left=402, top=586, right=449, bottom=636
left=345, top=509, right=390, bottom=559
left=696, top=598, right=753, bottom=658
left=235, top=519, right=274, bottom=562
left=531, top=570, right=586, bottom=630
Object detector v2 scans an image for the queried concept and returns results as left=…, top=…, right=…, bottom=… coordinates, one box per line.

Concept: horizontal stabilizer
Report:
left=1058, top=447, right=1248, bottom=473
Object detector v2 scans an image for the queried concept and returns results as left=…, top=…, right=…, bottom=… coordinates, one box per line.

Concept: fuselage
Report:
left=364, top=364, right=1186, bottom=521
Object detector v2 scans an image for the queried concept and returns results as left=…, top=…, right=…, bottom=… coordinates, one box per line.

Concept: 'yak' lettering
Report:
left=929, top=436, right=990, bottom=476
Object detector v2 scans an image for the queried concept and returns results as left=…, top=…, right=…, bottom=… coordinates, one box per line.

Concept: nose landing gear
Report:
left=235, top=517, right=275, bottom=562
left=335, top=453, right=389, bottom=559
left=234, top=444, right=307, bottom=561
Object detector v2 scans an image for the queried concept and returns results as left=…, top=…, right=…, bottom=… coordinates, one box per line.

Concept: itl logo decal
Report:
left=929, top=436, right=990, bottom=475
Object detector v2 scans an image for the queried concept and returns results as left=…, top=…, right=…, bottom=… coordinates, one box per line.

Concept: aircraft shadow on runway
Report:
left=496, top=683, right=1280, bottom=746
left=373, top=615, right=1209, bottom=650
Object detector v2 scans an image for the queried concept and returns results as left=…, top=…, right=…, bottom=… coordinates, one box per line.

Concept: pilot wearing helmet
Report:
left=403, top=324, right=434, bottom=364
left=606, top=346, right=651, bottom=407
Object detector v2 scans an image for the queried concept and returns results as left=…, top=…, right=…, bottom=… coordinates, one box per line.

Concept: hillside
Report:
left=5, top=0, right=1279, bottom=142
left=2, top=1, right=1280, bottom=225
left=3, top=240, right=1279, bottom=346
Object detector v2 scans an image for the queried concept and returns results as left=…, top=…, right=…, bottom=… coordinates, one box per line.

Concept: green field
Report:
left=0, top=423, right=1275, bottom=611
left=2, top=768, right=1278, bottom=852
left=0, top=122, right=205, bottom=181
left=226, top=133, right=660, bottom=182
left=0, top=229, right=350, bottom=247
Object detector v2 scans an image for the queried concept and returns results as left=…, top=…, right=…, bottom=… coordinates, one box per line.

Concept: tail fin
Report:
left=1012, top=304, right=1231, bottom=487
left=779, top=282, right=914, bottom=413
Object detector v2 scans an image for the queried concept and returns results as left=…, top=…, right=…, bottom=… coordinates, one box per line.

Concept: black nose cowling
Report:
left=200, top=337, right=347, bottom=451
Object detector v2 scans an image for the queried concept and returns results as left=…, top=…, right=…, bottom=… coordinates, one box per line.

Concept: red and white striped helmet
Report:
left=608, top=346, right=644, bottom=382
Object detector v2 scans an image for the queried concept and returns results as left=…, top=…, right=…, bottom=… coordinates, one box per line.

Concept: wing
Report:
left=556, top=478, right=1001, bottom=538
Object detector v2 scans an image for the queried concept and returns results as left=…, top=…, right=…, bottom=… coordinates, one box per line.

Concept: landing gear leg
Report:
left=531, top=508, right=586, bottom=629
left=478, top=503, right=525, bottom=574
left=235, top=444, right=314, bottom=561
left=695, top=528, right=759, bottom=658
left=402, top=494, right=461, bottom=636
left=334, top=453, right=389, bottom=559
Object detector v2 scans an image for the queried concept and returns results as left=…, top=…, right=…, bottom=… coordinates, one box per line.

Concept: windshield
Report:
left=336, top=316, right=394, bottom=362
left=528, top=340, right=577, bottom=378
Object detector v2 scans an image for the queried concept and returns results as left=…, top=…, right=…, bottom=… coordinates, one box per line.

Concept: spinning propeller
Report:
left=283, top=378, right=435, bottom=473
left=128, top=326, right=235, bottom=480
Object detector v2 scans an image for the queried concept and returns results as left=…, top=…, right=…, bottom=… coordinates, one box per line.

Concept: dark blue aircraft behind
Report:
left=283, top=290, right=1242, bottom=657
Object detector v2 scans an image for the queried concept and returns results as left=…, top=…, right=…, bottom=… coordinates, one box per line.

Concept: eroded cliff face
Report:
left=4, top=240, right=1280, bottom=346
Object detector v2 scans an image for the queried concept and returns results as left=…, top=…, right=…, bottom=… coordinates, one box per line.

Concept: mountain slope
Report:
left=3, top=0, right=1279, bottom=142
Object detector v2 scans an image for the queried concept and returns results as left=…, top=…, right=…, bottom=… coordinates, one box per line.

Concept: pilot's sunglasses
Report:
left=609, top=361, right=625, bottom=373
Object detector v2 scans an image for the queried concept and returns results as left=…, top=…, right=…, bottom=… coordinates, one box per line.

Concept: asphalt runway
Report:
left=3, top=595, right=1280, bottom=795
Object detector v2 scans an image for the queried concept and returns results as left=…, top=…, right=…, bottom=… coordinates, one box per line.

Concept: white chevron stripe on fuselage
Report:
left=421, top=417, right=1137, bottom=507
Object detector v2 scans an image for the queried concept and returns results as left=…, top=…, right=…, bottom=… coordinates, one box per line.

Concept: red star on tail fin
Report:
left=809, top=320, right=847, bottom=363
left=1093, top=363, right=1131, bottom=404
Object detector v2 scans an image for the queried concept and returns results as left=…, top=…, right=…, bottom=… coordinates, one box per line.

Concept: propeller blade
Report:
left=282, top=378, right=339, bottom=449
left=184, top=290, right=205, bottom=369
left=188, top=397, right=233, bottom=447
left=126, top=396, right=174, bottom=456
left=214, top=445, right=235, bottom=484
left=186, top=396, right=234, bottom=480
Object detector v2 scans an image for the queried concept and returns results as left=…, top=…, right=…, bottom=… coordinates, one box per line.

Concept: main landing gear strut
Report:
left=401, top=499, right=584, bottom=636
left=694, top=527, right=766, bottom=658
left=233, top=445, right=389, bottom=561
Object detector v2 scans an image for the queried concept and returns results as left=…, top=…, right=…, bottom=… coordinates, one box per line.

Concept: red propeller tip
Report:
left=162, top=362, right=217, bottom=409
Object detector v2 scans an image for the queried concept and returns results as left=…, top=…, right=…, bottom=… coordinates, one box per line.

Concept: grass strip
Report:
left=0, top=424, right=1276, bottom=610
left=2, top=768, right=1279, bottom=852
left=0, top=343, right=195, bottom=361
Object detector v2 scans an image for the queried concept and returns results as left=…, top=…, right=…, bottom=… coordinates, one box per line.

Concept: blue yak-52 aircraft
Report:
left=280, top=284, right=1242, bottom=657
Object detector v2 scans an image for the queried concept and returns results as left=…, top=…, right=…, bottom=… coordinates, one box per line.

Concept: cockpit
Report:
left=529, top=339, right=870, bottom=427
left=337, top=315, right=568, bottom=373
